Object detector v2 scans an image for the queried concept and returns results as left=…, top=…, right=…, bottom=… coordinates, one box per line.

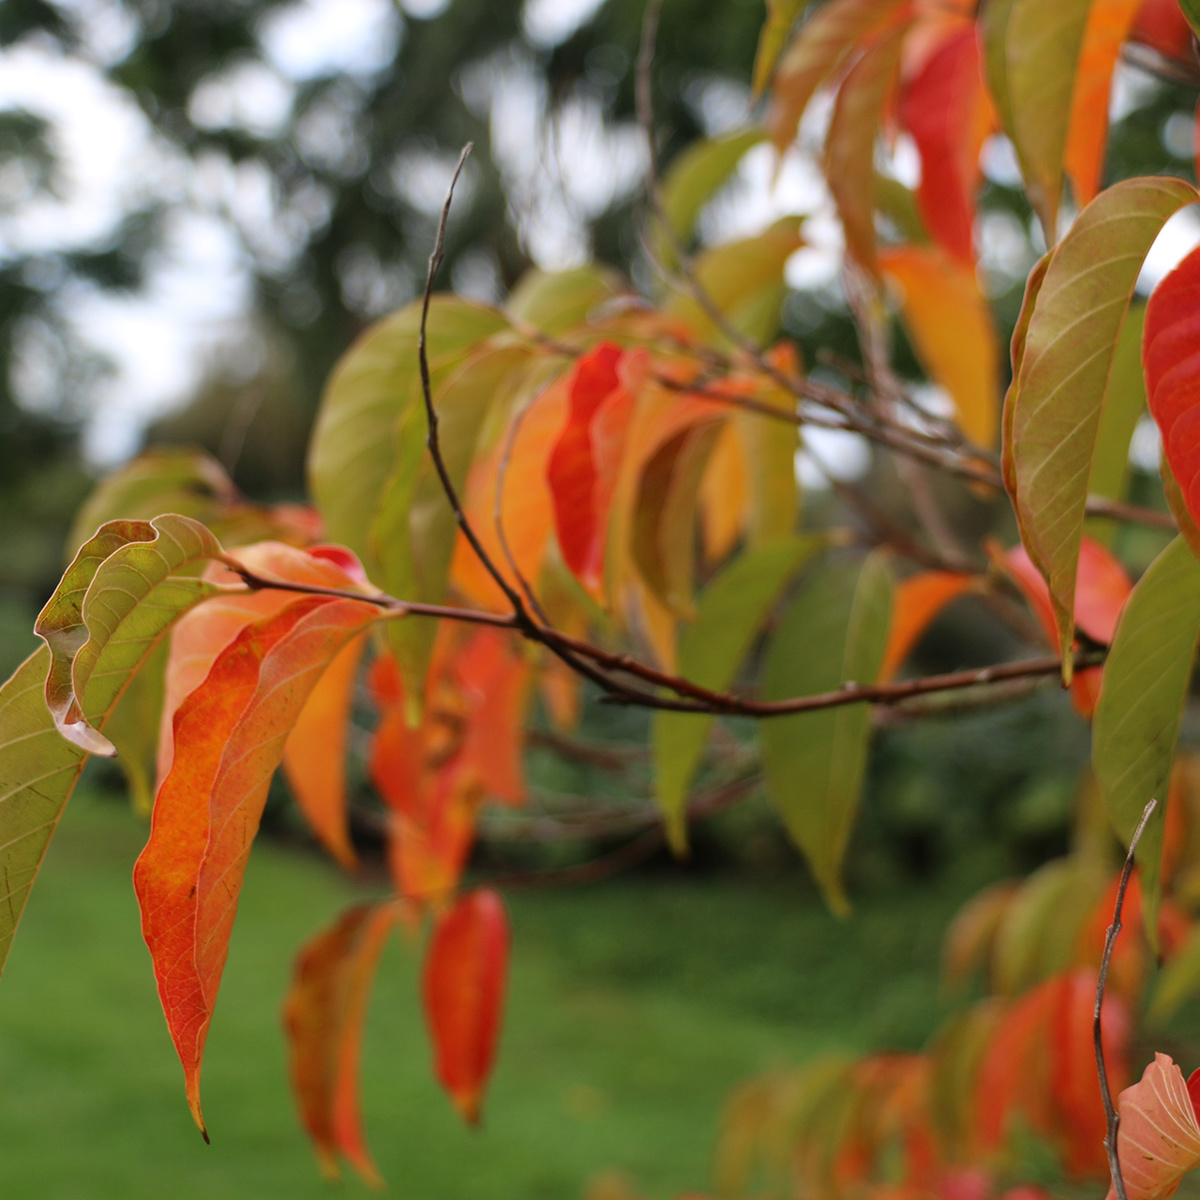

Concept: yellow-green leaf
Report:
left=506, top=266, right=623, bottom=335
left=1004, top=177, right=1197, bottom=675
left=760, top=552, right=893, bottom=913
left=752, top=0, right=808, bottom=97
left=1093, top=536, right=1200, bottom=942
left=1148, top=925, right=1200, bottom=1026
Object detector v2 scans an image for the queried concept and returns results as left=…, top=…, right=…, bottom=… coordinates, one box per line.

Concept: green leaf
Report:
left=308, top=297, right=510, bottom=579
left=760, top=552, right=893, bottom=913
left=655, top=129, right=764, bottom=266
left=1093, top=536, right=1200, bottom=942
left=666, top=216, right=806, bottom=347
left=1004, top=177, right=1196, bottom=676
left=1147, top=924, right=1200, bottom=1026
left=35, top=514, right=224, bottom=755
left=1004, top=0, right=1092, bottom=238
left=652, top=536, right=821, bottom=852
left=1085, top=302, right=1148, bottom=545
left=1179, top=0, right=1200, bottom=39
left=752, top=0, right=808, bottom=97
left=372, top=340, right=535, bottom=699
left=740, top=393, right=801, bottom=546
left=980, top=0, right=1018, bottom=144
left=505, top=266, right=623, bottom=335
left=103, top=639, right=168, bottom=817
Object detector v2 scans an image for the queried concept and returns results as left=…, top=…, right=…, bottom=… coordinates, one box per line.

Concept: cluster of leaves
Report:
left=12, top=0, right=1200, bottom=1195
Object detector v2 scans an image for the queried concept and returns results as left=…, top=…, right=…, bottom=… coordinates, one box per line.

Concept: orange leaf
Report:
left=283, top=902, right=397, bottom=1186
left=1144, top=244, right=1200, bottom=528
left=880, top=571, right=975, bottom=681
left=388, top=774, right=482, bottom=909
left=1064, top=0, right=1143, bottom=207
left=1106, top=1053, right=1200, bottom=1200
left=880, top=245, right=999, bottom=448
left=901, top=25, right=994, bottom=264
left=422, top=888, right=510, bottom=1124
left=282, top=632, right=366, bottom=870
left=134, top=594, right=381, bottom=1134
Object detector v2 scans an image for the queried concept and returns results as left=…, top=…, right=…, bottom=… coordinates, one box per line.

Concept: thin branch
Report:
left=1095, top=797, right=1158, bottom=1200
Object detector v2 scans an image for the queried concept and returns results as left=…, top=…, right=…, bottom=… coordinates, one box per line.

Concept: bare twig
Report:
left=1095, top=797, right=1158, bottom=1200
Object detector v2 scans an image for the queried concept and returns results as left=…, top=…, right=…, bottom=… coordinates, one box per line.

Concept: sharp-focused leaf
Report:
left=104, top=639, right=168, bottom=816
left=1001, top=251, right=1053, bottom=500
left=1086, top=303, right=1147, bottom=544
left=1093, top=537, right=1200, bottom=939
left=505, top=265, right=623, bottom=335
left=1064, top=0, right=1144, bottom=207
left=880, top=245, right=1000, bottom=448
left=880, top=570, right=975, bottom=681
left=1004, top=177, right=1196, bottom=673
left=134, top=594, right=384, bottom=1133
left=901, top=25, right=992, bottom=265
left=765, top=0, right=909, bottom=153
left=667, top=217, right=806, bottom=347
left=422, top=887, right=510, bottom=1125
left=656, top=128, right=765, bottom=265
left=752, top=0, right=808, bottom=97
left=282, top=632, right=367, bottom=870
left=1005, top=0, right=1092, bottom=237
left=653, top=537, right=821, bottom=852
left=1105, top=1053, right=1200, bottom=1200
left=760, top=553, right=893, bottom=913
left=283, top=901, right=398, bottom=1186
left=308, top=297, right=509, bottom=578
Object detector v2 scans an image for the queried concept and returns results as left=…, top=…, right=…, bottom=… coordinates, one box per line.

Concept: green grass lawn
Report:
left=0, top=789, right=979, bottom=1199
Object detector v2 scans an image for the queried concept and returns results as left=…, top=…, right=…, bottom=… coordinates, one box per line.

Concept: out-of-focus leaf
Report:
left=308, top=297, right=509, bottom=578
left=698, top=423, right=748, bottom=562
left=1005, top=0, right=1092, bottom=237
left=505, top=266, right=623, bottom=335
left=901, top=25, right=993, bottom=264
left=653, top=537, right=821, bottom=853
left=656, top=128, right=765, bottom=265
left=981, top=0, right=1018, bottom=142
left=283, top=901, right=398, bottom=1187
left=422, top=887, right=509, bottom=1125
left=760, top=553, right=893, bottom=913
left=752, top=0, right=808, bottom=97
left=1105, top=1053, right=1200, bottom=1200
left=825, top=24, right=906, bottom=275
left=1004, top=177, right=1196, bottom=673
left=134, top=594, right=384, bottom=1135
left=1094, top=537, right=1200, bottom=942
left=1134, top=0, right=1196, bottom=54
left=941, top=881, right=1018, bottom=993
left=1086, top=303, right=1147, bottom=544
left=1065, top=0, right=1144, bottom=207
left=766, top=0, right=909, bottom=153
left=880, top=570, right=976, bottom=681
left=1147, top=925, right=1200, bottom=1025
left=667, top=217, right=806, bottom=347
left=1180, top=0, right=1200, bottom=38
left=880, top=245, right=999, bottom=448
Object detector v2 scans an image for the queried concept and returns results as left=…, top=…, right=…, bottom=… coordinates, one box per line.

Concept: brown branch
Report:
left=1095, top=797, right=1158, bottom=1200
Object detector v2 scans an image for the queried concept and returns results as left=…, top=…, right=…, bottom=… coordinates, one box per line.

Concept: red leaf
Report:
left=547, top=343, right=635, bottom=593
left=134, top=594, right=381, bottom=1133
left=880, top=571, right=975, bottom=681
left=1130, top=0, right=1195, bottom=62
left=901, top=26, right=993, bottom=264
left=1144, top=244, right=1200, bottom=527
left=422, top=888, right=510, bottom=1124
left=283, top=902, right=397, bottom=1186
left=1106, top=1053, right=1200, bottom=1200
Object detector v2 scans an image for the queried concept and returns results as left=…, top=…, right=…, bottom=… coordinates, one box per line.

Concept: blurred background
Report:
left=4, top=0, right=1200, bottom=1195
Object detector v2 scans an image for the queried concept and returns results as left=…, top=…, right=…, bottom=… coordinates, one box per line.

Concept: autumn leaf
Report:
left=880, top=570, right=976, bottom=681
left=283, top=901, right=398, bottom=1187
left=423, top=888, right=510, bottom=1124
left=1106, top=1053, right=1200, bottom=1200
left=134, top=594, right=384, bottom=1134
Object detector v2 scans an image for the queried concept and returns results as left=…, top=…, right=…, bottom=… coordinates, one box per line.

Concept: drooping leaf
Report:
left=1105, top=1053, right=1200, bottom=1200
left=738, top=349, right=802, bottom=546
left=308, top=296, right=509, bottom=579
left=825, top=24, right=907, bottom=275
left=1064, top=0, right=1144, bottom=207
left=880, top=245, right=1000, bottom=448
left=656, top=128, right=765, bottom=265
left=134, top=594, right=384, bottom=1133
left=505, top=265, right=623, bottom=335
left=980, top=0, right=1018, bottom=143
left=752, top=0, right=808, bottom=97
left=1000, top=251, right=1053, bottom=500
left=1004, top=177, right=1197, bottom=674
left=283, top=901, right=398, bottom=1187
left=1093, top=537, right=1200, bottom=940
left=653, top=537, right=822, bottom=852
left=901, top=25, right=993, bottom=265
left=760, top=553, right=893, bottom=913
left=879, top=570, right=976, bottom=681
left=1004, top=0, right=1093, bottom=238
left=422, top=887, right=510, bottom=1125
left=941, top=881, right=1018, bottom=993
left=1148, top=925, right=1200, bottom=1025
left=698, top=423, right=749, bottom=562
left=103, top=639, right=168, bottom=816
left=765, top=0, right=909, bottom=154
